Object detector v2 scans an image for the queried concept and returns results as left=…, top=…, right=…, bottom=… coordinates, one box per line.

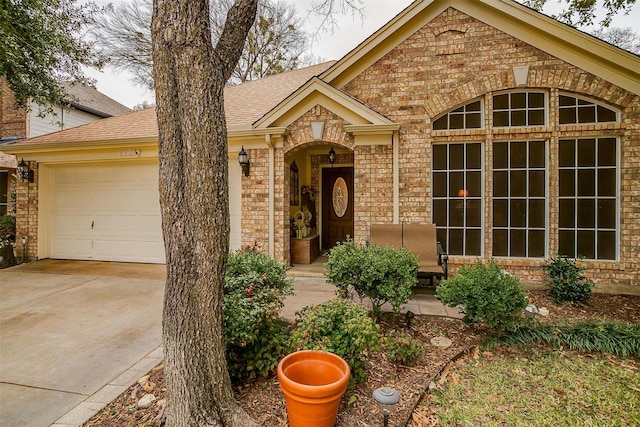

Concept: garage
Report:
left=48, top=161, right=241, bottom=264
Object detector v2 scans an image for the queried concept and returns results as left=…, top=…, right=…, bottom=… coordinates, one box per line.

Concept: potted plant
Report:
left=277, top=350, right=350, bottom=427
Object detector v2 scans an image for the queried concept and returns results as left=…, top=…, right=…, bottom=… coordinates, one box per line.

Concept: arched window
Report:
left=432, top=99, right=482, bottom=130
left=558, top=94, right=618, bottom=124
left=492, top=91, right=546, bottom=127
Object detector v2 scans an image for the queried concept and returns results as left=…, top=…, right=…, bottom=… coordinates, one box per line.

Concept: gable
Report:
left=321, top=0, right=640, bottom=95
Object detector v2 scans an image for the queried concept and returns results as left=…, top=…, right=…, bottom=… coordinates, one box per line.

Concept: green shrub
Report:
left=494, top=321, right=640, bottom=358
left=290, top=299, right=380, bottom=385
left=386, top=333, right=425, bottom=366
left=436, top=259, right=527, bottom=332
left=0, top=215, right=16, bottom=245
left=325, top=239, right=419, bottom=317
left=543, top=254, right=594, bottom=305
left=223, top=247, right=294, bottom=383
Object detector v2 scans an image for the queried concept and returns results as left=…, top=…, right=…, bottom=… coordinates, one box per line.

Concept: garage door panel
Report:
left=49, top=161, right=239, bottom=263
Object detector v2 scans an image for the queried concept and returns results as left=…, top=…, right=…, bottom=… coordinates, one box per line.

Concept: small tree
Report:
left=325, top=239, right=419, bottom=317
left=542, top=254, right=594, bottom=305
left=436, top=259, right=528, bottom=332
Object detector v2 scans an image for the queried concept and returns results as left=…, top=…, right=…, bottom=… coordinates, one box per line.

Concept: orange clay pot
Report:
left=277, top=350, right=350, bottom=427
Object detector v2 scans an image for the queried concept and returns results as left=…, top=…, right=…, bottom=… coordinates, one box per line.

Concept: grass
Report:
left=426, top=348, right=640, bottom=426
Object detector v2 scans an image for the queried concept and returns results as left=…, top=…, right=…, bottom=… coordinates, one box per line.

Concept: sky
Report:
left=85, top=0, right=640, bottom=109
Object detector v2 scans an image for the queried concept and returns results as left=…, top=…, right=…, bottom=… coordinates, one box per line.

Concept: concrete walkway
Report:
left=0, top=260, right=457, bottom=427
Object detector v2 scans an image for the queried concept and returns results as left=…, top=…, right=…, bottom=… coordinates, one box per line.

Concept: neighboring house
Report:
left=0, top=80, right=131, bottom=253
left=1, top=0, right=639, bottom=289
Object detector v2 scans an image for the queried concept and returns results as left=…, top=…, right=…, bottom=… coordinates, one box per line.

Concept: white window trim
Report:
left=558, top=92, right=620, bottom=125
left=492, top=90, right=548, bottom=129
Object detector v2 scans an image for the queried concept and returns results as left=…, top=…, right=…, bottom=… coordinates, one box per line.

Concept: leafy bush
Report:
left=494, top=321, right=640, bottom=358
left=0, top=215, right=16, bottom=245
left=543, top=254, right=594, bottom=305
left=325, top=239, right=419, bottom=317
left=436, top=259, right=527, bottom=332
left=223, top=247, right=294, bottom=383
left=386, top=334, right=425, bottom=366
left=290, top=299, right=380, bottom=384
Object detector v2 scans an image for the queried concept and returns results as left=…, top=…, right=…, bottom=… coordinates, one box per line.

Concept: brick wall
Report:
left=14, top=161, right=38, bottom=261
left=0, top=81, right=27, bottom=138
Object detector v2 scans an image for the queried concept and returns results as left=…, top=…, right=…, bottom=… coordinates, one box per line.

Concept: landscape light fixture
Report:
left=373, top=386, right=400, bottom=427
left=328, top=146, right=336, bottom=167
left=17, top=158, right=34, bottom=183
left=238, top=146, right=250, bottom=177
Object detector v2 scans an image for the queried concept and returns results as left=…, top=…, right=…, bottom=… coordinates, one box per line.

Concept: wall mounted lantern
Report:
left=328, top=146, right=336, bottom=167
left=17, top=158, right=34, bottom=183
left=373, top=386, right=400, bottom=427
left=238, top=146, right=250, bottom=177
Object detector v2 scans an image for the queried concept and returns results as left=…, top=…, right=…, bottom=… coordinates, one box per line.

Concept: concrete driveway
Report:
left=0, top=260, right=165, bottom=427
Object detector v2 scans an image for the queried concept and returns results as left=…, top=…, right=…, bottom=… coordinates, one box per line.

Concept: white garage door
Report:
left=50, top=161, right=242, bottom=263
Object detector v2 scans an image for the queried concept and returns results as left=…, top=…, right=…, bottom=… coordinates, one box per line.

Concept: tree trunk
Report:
left=151, top=0, right=258, bottom=425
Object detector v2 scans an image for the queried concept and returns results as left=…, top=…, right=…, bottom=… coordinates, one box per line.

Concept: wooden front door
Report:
left=322, top=167, right=354, bottom=250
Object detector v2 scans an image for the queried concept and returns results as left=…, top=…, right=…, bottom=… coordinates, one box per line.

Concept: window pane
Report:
left=597, top=231, right=616, bottom=260
left=466, top=229, right=482, bottom=256
left=467, top=100, right=481, bottom=111
left=510, top=141, right=527, bottom=168
left=510, top=229, right=526, bottom=257
left=578, top=139, right=596, bottom=167
left=449, top=144, right=464, bottom=169
left=433, top=199, right=448, bottom=226
left=494, top=142, right=508, bottom=169
left=433, top=145, right=447, bottom=170
left=437, top=228, right=447, bottom=250
left=449, top=172, right=464, bottom=197
left=578, top=105, right=596, bottom=123
left=449, top=200, right=464, bottom=226
left=577, top=169, right=595, bottom=196
left=467, top=143, right=481, bottom=169
left=433, top=116, right=448, bottom=130
left=493, top=200, right=508, bottom=227
left=528, top=230, right=545, bottom=257
left=529, top=171, right=545, bottom=197
left=466, top=113, right=481, bottom=128
left=559, top=199, right=575, bottom=228
left=450, top=114, right=464, bottom=129
left=510, top=199, right=527, bottom=227
left=493, top=111, right=509, bottom=127
left=559, top=140, right=575, bottom=167
left=529, top=141, right=545, bottom=168
left=449, top=229, right=464, bottom=255
left=559, top=95, right=575, bottom=106
left=598, top=169, right=616, bottom=197
left=433, top=172, right=447, bottom=197
left=510, top=170, right=527, bottom=197
left=598, top=138, right=616, bottom=166
left=529, top=199, right=545, bottom=228
left=558, top=230, right=576, bottom=258
left=494, top=171, right=508, bottom=197
left=467, top=200, right=482, bottom=227
left=528, top=109, right=545, bottom=126
left=597, top=199, right=616, bottom=229
left=577, top=230, right=595, bottom=259
left=493, top=229, right=508, bottom=256
left=529, top=92, right=545, bottom=108
left=511, top=93, right=526, bottom=109
left=597, top=105, right=616, bottom=122
left=559, top=170, right=575, bottom=196
left=559, top=108, right=576, bottom=124
left=493, top=94, right=509, bottom=110
left=511, top=110, right=526, bottom=126
left=467, top=171, right=481, bottom=197
left=577, top=199, right=595, bottom=228
left=452, top=106, right=464, bottom=113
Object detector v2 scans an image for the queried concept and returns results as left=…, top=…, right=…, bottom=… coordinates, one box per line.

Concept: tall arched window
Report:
left=558, top=94, right=618, bottom=124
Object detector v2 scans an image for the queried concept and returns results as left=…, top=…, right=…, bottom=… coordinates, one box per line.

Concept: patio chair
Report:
left=369, top=223, right=403, bottom=249
left=401, top=223, right=448, bottom=286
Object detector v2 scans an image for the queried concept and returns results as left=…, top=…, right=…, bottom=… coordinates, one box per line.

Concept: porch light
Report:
left=238, top=146, right=250, bottom=177
left=17, top=158, right=34, bottom=183
left=328, top=146, right=336, bottom=167
left=373, top=386, right=400, bottom=427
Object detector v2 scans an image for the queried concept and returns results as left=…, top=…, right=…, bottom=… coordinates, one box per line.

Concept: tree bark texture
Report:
left=151, top=0, right=258, bottom=425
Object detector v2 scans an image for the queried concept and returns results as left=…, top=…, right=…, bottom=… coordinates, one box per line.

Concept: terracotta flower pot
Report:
left=277, top=350, right=350, bottom=427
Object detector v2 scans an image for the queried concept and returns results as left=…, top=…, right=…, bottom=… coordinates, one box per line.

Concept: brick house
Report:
left=2, top=0, right=639, bottom=289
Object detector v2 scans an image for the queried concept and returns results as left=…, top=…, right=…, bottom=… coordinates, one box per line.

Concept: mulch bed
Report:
left=84, top=290, right=640, bottom=427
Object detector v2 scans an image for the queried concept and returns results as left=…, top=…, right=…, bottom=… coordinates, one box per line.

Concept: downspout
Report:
left=393, top=130, right=399, bottom=224
left=266, top=134, right=275, bottom=257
